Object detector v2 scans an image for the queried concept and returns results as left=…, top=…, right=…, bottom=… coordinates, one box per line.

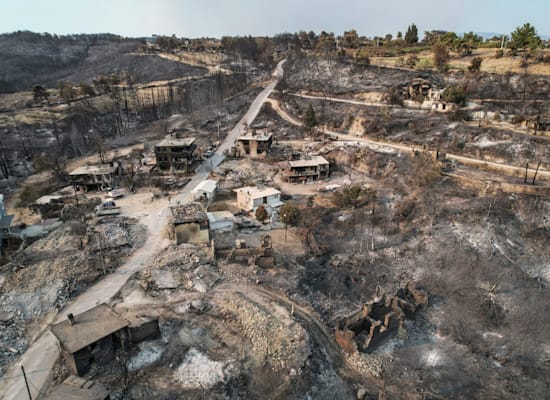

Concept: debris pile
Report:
left=86, top=218, right=146, bottom=253
left=140, top=244, right=215, bottom=293
left=214, top=160, right=278, bottom=189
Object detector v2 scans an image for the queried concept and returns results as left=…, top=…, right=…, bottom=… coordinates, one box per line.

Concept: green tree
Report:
left=443, top=85, right=467, bottom=106
left=255, top=205, right=268, bottom=222
left=304, top=104, right=317, bottom=130
left=468, top=56, right=483, bottom=73
left=405, top=23, right=418, bottom=44
left=511, top=23, right=541, bottom=52
left=432, top=41, right=449, bottom=71
left=397, top=31, right=403, bottom=40
left=279, top=202, right=301, bottom=241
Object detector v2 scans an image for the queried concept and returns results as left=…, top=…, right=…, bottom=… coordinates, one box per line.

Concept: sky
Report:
left=0, top=0, right=548, bottom=38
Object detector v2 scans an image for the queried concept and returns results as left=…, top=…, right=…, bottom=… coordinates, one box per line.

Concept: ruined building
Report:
left=69, top=165, right=119, bottom=192
left=154, top=137, right=198, bottom=174
left=215, top=235, right=275, bottom=268
left=335, top=285, right=428, bottom=353
left=235, top=128, right=273, bottom=158
left=286, top=155, right=330, bottom=183
left=170, top=202, right=210, bottom=245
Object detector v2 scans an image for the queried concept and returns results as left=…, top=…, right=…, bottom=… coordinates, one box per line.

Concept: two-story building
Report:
left=286, top=156, right=330, bottom=183
left=236, top=129, right=273, bottom=158
left=69, top=165, right=119, bottom=192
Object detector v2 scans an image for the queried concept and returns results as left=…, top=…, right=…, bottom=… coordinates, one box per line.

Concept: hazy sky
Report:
left=0, top=0, right=548, bottom=38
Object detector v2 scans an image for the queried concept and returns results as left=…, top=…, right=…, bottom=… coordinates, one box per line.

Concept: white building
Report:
left=192, top=179, right=218, bottom=201
left=234, top=186, right=284, bottom=213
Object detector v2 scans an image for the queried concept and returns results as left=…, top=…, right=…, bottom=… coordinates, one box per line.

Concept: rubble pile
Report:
left=214, top=160, right=277, bottom=189
left=219, top=294, right=310, bottom=370
left=140, top=245, right=215, bottom=293
left=86, top=218, right=147, bottom=253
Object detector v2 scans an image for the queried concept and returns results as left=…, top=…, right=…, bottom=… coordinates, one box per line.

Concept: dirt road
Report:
left=0, top=60, right=286, bottom=400
left=268, top=98, right=550, bottom=186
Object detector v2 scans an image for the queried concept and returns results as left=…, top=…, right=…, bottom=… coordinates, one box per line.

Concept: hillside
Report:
left=0, top=31, right=207, bottom=92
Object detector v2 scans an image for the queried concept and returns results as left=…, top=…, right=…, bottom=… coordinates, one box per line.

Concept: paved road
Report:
left=0, top=59, right=286, bottom=400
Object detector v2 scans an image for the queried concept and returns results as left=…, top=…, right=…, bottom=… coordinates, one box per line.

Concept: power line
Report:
left=0, top=367, right=52, bottom=382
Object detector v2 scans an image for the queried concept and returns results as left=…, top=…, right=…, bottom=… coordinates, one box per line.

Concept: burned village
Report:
left=0, top=12, right=549, bottom=400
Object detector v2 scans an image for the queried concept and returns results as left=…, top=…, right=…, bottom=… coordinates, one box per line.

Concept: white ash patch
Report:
left=175, top=348, right=233, bottom=389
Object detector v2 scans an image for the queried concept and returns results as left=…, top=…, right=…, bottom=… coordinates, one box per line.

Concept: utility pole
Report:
left=21, top=366, right=32, bottom=400
left=371, top=202, right=376, bottom=251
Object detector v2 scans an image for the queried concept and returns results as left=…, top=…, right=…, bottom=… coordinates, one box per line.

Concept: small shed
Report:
left=192, top=179, right=218, bottom=201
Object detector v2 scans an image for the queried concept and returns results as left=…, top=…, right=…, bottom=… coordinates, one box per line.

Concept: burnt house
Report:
left=215, top=235, right=275, bottom=268
left=335, top=285, right=428, bottom=353
left=51, top=305, right=129, bottom=376
left=45, top=376, right=111, bottom=400
left=154, top=137, right=198, bottom=174
left=402, top=78, right=433, bottom=99
left=236, top=129, right=273, bottom=158
left=170, top=202, right=210, bottom=244
left=69, top=165, right=119, bottom=192
left=286, top=156, right=330, bottom=183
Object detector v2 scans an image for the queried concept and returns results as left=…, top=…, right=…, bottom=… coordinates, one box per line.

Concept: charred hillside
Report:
left=0, top=31, right=207, bottom=93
